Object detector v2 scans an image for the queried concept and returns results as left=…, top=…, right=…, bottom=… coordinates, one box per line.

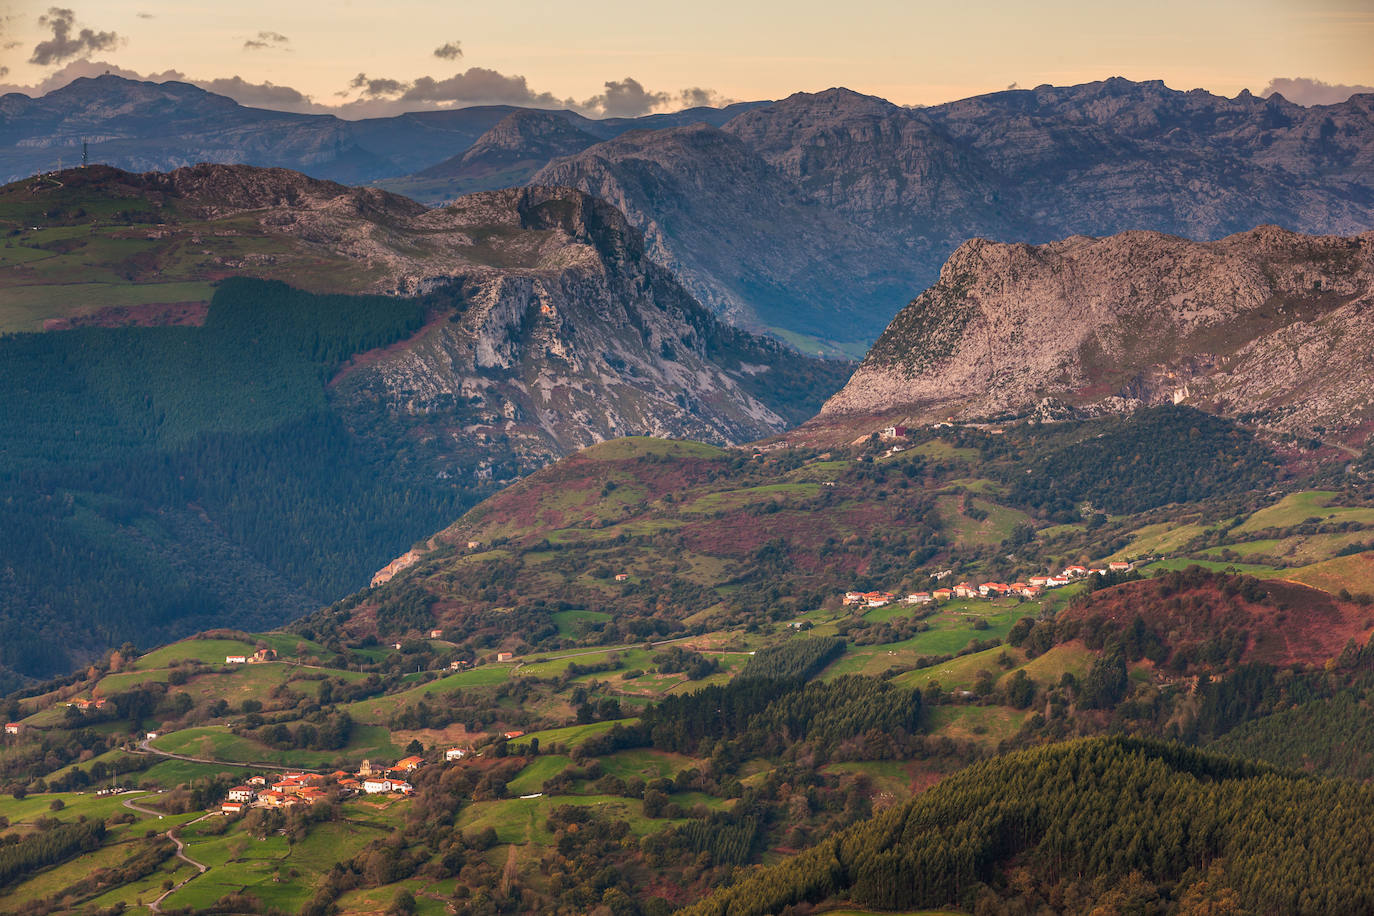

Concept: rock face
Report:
left=531, top=80, right=1374, bottom=346
left=821, top=226, right=1374, bottom=444
left=533, top=122, right=914, bottom=346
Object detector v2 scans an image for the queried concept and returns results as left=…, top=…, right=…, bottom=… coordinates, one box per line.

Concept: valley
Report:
left=4, top=420, right=1374, bottom=914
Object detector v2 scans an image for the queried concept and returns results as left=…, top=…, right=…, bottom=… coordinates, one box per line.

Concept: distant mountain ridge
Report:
left=532, top=80, right=1374, bottom=346
left=6, top=76, right=1372, bottom=350
left=0, top=74, right=766, bottom=185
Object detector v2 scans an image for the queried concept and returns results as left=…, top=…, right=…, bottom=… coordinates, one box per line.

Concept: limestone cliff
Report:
left=822, top=226, right=1374, bottom=445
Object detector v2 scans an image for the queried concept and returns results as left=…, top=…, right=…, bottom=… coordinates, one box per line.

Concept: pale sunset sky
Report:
left=1, top=0, right=1372, bottom=116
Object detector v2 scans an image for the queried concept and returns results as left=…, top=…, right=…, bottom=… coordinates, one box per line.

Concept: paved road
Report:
left=122, top=796, right=212, bottom=914
left=134, top=737, right=323, bottom=773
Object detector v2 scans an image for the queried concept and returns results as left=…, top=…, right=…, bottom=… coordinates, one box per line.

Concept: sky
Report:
left=0, top=0, right=1372, bottom=117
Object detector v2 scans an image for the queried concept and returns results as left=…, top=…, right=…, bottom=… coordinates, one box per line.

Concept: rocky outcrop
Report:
left=533, top=123, right=914, bottom=345
left=822, top=226, right=1374, bottom=444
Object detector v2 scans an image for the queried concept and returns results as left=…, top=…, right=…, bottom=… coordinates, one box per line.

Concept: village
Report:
left=212, top=739, right=512, bottom=815
left=842, top=560, right=1134, bottom=609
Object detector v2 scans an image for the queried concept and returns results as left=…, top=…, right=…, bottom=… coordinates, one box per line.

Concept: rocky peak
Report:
left=821, top=226, right=1374, bottom=445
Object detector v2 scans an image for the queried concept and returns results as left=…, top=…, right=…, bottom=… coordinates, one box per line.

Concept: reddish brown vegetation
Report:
left=1060, top=569, right=1374, bottom=669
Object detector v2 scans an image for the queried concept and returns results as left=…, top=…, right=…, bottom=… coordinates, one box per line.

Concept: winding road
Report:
left=122, top=795, right=212, bottom=913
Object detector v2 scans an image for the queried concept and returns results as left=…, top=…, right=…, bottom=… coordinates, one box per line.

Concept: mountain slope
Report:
left=379, top=110, right=603, bottom=202
left=685, top=737, right=1374, bottom=916
left=820, top=226, right=1374, bottom=445
left=0, top=164, right=848, bottom=682
left=533, top=123, right=914, bottom=348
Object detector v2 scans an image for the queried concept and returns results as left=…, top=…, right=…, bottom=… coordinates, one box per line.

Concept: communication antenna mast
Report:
left=82, top=141, right=89, bottom=168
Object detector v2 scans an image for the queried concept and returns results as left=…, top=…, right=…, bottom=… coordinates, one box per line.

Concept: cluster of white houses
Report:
left=217, top=742, right=503, bottom=814
left=218, top=754, right=427, bottom=814
left=844, top=562, right=1132, bottom=609
left=224, top=648, right=278, bottom=665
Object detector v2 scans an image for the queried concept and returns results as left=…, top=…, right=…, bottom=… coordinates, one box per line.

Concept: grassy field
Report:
left=132, top=638, right=261, bottom=670
left=550, top=609, right=612, bottom=636
left=516, top=719, right=633, bottom=750
left=925, top=705, right=1033, bottom=745
left=0, top=280, right=216, bottom=333
left=1235, top=491, right=1374, bottom=534
left=345, top=665, right=513, bottom=723
left=149, top=723, right=399, bottom=768
left=1283, top=552, right=1374, bottom=596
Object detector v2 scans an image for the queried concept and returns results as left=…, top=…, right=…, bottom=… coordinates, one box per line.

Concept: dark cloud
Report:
left=581, top=77, right=668, bottom=118
left=396, top=67, right=568, bottom=108
left=197, top=76, right=314, bottom=110
left=243, top=30, right=289, bottom=51
left=676, top=87, right=730, bottom=109
left=1006, top=81, right=1019, bottom=90
left=433, top=41, right=462, bottom=61
left=1261, top=77, right=1374, bottom=106
left=30, top=7, right=121, bottom=66
left=137, top=11, right=154, bottom=18
left=349, top=72, right=406, bottom=97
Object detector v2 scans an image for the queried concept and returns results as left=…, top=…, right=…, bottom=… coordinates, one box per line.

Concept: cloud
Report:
left=349, top=72, right=407, bottom=97
left=1261, top=77, right=1374, bottom=106
left=433, top=41, right=462, bottom=61
left=30, top=7, right=121, bottom=66
left=0, top=67, right=7, bottom=79
left=196, top=76, right=315, bottom=110
left=677, top=87, right=730, bottom=109
left=243, top=30, right=289, bottom=51
left=1006, top=81, right=1019, bottom=90
left=137, top=11, right=154, bottom=18
left=580, top=77, right=668, bottom=118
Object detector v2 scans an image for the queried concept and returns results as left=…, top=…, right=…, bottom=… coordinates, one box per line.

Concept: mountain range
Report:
left=5, top=76, right=1373, bottom=350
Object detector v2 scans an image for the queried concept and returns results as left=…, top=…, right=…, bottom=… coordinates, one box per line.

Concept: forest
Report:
left=0, top=279, right=475, bottom=682
left=684, top=736, right=1374, bottom=916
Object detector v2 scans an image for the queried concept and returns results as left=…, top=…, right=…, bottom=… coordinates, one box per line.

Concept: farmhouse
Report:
left=614, top=573, right=630, bottom=582
left=1064, top=565, right=1089, bottom=578
left=226, top=655, right=247, bottom=664
left=496, top=652, right=514, bottom=662
left=227, top=786, right=257, bottom=803
left=445, top=747, right=469, bottom=762
left=932, top=588, right=953, bottom=601
left=880, top=425, right=907, bottom=439
left=953, top=583, right=978, bottom=599
left=503, top=730, right=526, bottom=740
left=363, top=778, right=405, bottom=794
left=392, top=756, right=424, bottom=773
left=247, top=775, right=268, bottom=786
left=249, top=648, right=276, bottom=663
left=429, top=629, right=443, bottom=639
left=448, top=659, right=471, bottom=670
left=3, top=723, right=20, bottom=736
left=221, top=801, right=245, bottom=815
